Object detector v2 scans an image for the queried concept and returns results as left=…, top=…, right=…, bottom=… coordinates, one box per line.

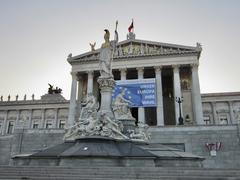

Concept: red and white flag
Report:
left=128, top=20, right=134, bottom=32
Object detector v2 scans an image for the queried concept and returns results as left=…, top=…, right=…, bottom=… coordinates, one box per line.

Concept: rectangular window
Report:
left=203, top=116, right=211, bottom=125
left=59, top=120, right=65, bottom=129
left=219, top=115, right=228, bottom=125
left=46, top=120, right=52, bottom=129
left=7, top=121, right=14, bottom=134
left=33, top=123, right=38, bottom=129
left=0, top=121, right=2, bottom=134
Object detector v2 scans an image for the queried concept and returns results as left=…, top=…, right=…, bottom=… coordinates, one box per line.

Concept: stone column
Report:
left=228, top=101, right=235, bottom=124
left=67, top=72, right=78, bottom=128
left=137, top=67, right=145, bottom=124
left=191, top=64, right=204, bottom=124
left=2, top=110, right=8, bottom=135
left=211, top=102, right=217, bottom=124
left=97, top=78, right=115, bottom=118
left=28, top=109, right=33, bottom=128
left=173, top=65, right=182, bottom=125
left=15, top=110, right=20, bottom=128
left=77, top=75, right=83, bottom=102
left=54, top=108, right=58, bottom=128
left=87, top=71, right=94, bottom=95
left=76, top=75, right=84, bottom=120
left=154, top=66, right=164, bottom=126
left=40, top=109, right=45, bottom=128
left=120, top=68, right=127, bottom=80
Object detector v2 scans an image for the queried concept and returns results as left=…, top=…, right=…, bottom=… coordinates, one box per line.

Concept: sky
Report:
left=0, top=0, right=240, bottom=100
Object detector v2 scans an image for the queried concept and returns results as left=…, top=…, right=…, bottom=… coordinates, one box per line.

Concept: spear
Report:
left=115, top=20, right=118, bottom=31
left=111, top=20, right=118, bottom=74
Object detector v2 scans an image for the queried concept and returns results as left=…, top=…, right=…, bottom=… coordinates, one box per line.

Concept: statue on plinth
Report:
left=99, top=21, right=118, bottom=78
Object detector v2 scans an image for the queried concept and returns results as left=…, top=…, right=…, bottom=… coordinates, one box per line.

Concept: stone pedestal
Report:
left=97, top=77, right=115, bottom=118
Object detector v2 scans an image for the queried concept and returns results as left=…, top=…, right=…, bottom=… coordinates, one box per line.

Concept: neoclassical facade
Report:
left=0, top=94, right=69, bottom=136
left=202, top=92, right=240, bottom=125
left=67, top=33, right=204, bottom=128
left=0, top=33, right=240, bottom=136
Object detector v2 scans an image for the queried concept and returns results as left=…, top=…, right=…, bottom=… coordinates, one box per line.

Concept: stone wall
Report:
left=0, top=135, right=13, bottom=165
left=0, top=129, right=64, bottom=165
left=149, top=125, right=240, bottom=168
left=1, top=125, right=240, bottom=168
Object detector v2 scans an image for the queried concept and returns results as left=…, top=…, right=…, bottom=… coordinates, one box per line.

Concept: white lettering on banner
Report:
left=113, top=78, right=157, bottom=107
left=137, top=89, right=155, bottom=94
left=145, top=95, right=155, bottom=99
left=140, top=84, right=155, bottom=88
left=142, top=100, right=155, bottom=105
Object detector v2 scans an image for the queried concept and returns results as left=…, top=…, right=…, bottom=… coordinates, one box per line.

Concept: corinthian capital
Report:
left=154, top=66, right=162, bottom=74
left=70, top=72, right=78, bottom=79
left=190, top=63, right=199, bottom=70
left=172, top=64, right=181, bottom=73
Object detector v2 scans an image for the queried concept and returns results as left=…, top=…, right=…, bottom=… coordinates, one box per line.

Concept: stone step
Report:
left=1, top=166, right=240, bottom=171
left=1, top=166, right=240, bottom=172
left=0, top=170, right=239, bottom=177
left=0, top=175, right=239, bottom=180
left=1, top=168, right=240, bottom=176
left=0, top=171, right=239, bottom=179
left=0, top=166, right=240, bottom=180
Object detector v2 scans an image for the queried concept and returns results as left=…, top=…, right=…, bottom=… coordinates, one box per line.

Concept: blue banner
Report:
left=112, top=78, right=157, bottom=107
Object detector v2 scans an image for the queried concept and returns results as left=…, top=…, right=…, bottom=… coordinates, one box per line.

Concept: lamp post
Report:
left=176, top=97, right=184, bottom=125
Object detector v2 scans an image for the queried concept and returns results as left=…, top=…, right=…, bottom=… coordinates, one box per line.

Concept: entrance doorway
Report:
left=162, top=69, right=176, bottom=125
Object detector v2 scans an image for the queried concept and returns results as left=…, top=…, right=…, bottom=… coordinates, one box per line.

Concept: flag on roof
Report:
left=128, top=19, right=134, bottom=32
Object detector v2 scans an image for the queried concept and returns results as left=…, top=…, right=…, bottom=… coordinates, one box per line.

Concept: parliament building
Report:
left=0, top=32, right=240, bottom=168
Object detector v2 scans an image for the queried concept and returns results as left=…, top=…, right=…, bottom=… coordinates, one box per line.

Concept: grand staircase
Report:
left=0, top=166, right=240, bottom=180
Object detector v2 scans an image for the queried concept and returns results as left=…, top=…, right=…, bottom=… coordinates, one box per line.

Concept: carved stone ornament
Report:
left=112, top=89, right=135, bottom=120
left=64, top=94, right=128, bottom=141
left=128, top=122, right=151, bottom=142
left=97, top=77, right=116, bottom=89
left=234, top=107, right=240, bottom=123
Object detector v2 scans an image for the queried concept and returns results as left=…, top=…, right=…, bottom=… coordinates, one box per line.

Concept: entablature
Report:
left=71, top=55, right=199, bottom=73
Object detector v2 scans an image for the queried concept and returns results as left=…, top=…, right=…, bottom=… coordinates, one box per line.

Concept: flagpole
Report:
left=111, top=20, right=118, bottom=74
left=132, top=18, right=134, bottom=33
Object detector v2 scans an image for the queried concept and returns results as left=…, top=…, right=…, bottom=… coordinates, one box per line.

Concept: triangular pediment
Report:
left=68, top=39, right=201, bottom=63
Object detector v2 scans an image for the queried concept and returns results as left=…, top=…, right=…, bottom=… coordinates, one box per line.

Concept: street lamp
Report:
left=176, top=97, right=184, bottom=125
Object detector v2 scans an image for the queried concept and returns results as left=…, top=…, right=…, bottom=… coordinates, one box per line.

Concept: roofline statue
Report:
left=90, top=42, right=96, bottom=51
left=48, top=84, right=62, bottom=94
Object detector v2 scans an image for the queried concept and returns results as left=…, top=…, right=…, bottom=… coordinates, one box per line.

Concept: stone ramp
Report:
left=0, top=166, right=240, bottom=180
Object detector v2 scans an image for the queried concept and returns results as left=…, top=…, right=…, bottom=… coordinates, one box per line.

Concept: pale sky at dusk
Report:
left=0, top=0, right=240, bottom=100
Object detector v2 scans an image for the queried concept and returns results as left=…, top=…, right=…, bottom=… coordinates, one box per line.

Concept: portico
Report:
left=67, top=34, right=204, bottom=128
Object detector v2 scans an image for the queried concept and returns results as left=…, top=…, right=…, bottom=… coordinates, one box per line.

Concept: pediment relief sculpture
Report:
left=70, top=40, right=200, bottom=63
